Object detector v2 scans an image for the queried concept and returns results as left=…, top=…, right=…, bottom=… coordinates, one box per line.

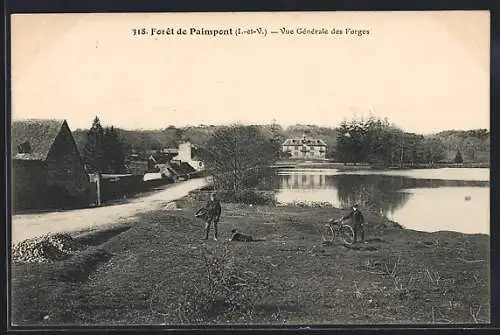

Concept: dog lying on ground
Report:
left=230, top=229, right=266, bottom=242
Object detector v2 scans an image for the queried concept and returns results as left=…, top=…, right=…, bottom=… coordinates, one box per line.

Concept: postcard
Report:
left=9, top=11, right=490, bottom=327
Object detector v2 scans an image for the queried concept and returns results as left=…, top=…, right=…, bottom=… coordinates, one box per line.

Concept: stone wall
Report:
left=12, top=160, right=48, bottom=211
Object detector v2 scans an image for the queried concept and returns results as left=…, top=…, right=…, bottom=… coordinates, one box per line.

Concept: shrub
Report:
left=216, top=189, right=277, bottom=205
left=280, top=201, right=334, bottom=208
left=150, top=245, right=267, bottom=323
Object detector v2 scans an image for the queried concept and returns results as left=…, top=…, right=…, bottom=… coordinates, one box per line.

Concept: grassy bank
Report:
left=11, top=197, right=490, bottom=326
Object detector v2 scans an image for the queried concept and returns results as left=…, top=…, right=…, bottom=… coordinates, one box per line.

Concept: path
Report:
left=11, top=178, right=208, bottom=244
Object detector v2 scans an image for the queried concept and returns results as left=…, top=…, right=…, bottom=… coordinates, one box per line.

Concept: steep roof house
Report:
left=154, top=140, right=206, bottom=181
left=11, top=119, right=90, bottom=211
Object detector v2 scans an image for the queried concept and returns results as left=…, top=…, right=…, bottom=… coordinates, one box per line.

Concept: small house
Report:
left=148, top=151, right=177, bottom=180
left=11, top=119, right=90, bottom=211
left=169, top=141, right=205, bottom=171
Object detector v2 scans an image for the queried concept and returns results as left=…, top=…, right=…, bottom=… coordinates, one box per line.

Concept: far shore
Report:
left=272, top=160, right=490, bottom=170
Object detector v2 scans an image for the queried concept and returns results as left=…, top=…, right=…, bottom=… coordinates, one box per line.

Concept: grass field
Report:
left=11, top=197, right=490, bottom=326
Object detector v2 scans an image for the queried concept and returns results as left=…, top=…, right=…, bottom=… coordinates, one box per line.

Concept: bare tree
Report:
left=200, top=125, right=277, bottom=195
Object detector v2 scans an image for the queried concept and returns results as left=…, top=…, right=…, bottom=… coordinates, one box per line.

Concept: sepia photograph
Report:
left=9, top=11, right=490, bottom=326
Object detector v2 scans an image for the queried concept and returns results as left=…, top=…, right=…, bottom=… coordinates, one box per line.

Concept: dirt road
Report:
left=11, top=178, right=208, bottom=244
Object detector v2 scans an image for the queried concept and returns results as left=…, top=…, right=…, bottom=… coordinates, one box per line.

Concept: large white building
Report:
left=282, top=135, right=327, bottom=160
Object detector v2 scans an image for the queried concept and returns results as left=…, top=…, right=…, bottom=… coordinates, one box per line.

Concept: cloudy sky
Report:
left=11, top=11, right=489, bottom=134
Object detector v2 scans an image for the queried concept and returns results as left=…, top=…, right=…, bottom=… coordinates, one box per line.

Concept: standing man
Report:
left=341, top=204, right=365, bottom=244
left=196, top=192, right=222, bottom=241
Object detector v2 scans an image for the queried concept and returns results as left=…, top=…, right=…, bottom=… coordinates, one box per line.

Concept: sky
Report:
left=11, top=11, right=490, bottom=134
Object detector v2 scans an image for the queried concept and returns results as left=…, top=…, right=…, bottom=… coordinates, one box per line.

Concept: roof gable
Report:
left=149, top=152, right=175, bottom=164
left=11, top=119, right=65, bottom=160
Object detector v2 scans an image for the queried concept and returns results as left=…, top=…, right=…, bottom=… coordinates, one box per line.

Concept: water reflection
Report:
left=331, top=175, right=412, bottom=216
left=271, top=168, right=490, bottom=234
left=280, top=174, right=327, bottom=189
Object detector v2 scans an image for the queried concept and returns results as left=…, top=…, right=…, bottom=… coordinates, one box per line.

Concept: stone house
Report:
left=282, top=134, right=327, bottom=159
left=11, top=119, right=90, bottom=211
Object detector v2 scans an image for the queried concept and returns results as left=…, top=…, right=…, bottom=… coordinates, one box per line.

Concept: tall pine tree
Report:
left=454, top=149, right=464, bottom=163
left=82, top=117, right=127, bottom=174
left=82, top=116, right=105, bottom=173
left=104, top=126, right=126, bottom=173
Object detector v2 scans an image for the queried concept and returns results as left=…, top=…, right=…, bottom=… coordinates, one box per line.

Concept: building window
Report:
left=295, top=146, right=298, bottom=150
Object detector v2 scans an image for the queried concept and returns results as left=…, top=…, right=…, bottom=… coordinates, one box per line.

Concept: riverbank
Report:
left=10, top=193, right=490, bottom=326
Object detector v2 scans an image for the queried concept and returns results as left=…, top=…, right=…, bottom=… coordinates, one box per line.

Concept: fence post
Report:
left=96, top=172, right=102, bottom=207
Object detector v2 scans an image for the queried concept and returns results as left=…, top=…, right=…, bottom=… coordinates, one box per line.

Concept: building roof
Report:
left=180, top=162, right=196, bottom=174
left=11, top=119, right=66, bottom=160
left=149, top=152, right=175, bottom=164
left=126, top=160, right=149, bottom=175
left=169, top=162, right=185, bottom=176
left=162, top=148, right=179, bottom=154
left=101, top=174, right=134, bottom=179
left=170, top=161, right=197, bottom=176
left=143, top=172, right=163, bottom=181
left=282, top=137, right=327, bottom=147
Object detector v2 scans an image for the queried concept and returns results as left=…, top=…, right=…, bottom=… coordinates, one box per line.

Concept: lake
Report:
left=273, top=168, right=490, bottom=235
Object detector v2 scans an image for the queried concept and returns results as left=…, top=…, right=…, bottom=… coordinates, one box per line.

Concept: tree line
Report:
left=435, top=129, right=489, bottom=163
left=335, top=116, right=489, bottom=167
left=335, top=116, right=446, bottom=167
left=73, top=123, right=338, bottom=158
left=77, top=115, right=490, bottom=175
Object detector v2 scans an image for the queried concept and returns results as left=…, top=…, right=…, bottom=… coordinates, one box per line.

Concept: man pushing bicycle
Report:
left=332, top=203, right=365, bottom=244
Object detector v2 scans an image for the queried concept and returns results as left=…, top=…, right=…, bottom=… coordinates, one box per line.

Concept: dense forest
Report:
left=73, top=118, right=490, bottom=166
left=434, top=129, right=490, bottom=163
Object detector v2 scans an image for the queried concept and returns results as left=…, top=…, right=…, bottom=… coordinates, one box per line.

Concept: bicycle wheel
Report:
left=340, top=225, right=355, bottom=245
left=322, top=224, right=336, bottom=242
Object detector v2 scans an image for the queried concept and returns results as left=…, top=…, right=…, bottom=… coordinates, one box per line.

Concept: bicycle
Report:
left=321, top=218, right=355, bottom=245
